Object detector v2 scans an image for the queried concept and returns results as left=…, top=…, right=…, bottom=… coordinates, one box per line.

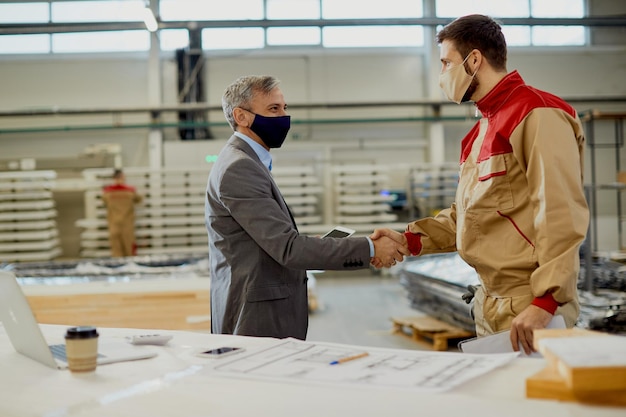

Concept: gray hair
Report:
left=222, top=75, right=281, bottom=131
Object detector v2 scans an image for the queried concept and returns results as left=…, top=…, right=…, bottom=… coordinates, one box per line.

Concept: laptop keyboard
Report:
left=49, top=344, right=104, bottom=361
left=49, top=344, right=67, bottom=361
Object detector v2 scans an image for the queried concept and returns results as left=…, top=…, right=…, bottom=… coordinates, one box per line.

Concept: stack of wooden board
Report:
left=0, top=170, right=61, bottom=261
left=526, top=328, right=626, bottom=406
left=23, top=276, right=211, bottom=331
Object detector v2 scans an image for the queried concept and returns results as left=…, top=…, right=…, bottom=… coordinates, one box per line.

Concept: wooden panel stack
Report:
left=333, top=164, right=398, bottom=227
left=272, top=165, right=323, bottom=226
left=23, top=278, right=211, bottom=331
left=0, top=170, right=61, bottom=262
left=77, top=167, right=209, bottom=257
left=526, top=328, right=626, bottom=406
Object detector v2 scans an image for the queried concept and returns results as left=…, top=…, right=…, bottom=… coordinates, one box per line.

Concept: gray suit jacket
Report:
left=205, top=135, right=371, bottom=339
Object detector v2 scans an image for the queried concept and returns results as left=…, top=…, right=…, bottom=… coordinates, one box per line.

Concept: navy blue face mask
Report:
left=249, top=113, right=291, bottom=149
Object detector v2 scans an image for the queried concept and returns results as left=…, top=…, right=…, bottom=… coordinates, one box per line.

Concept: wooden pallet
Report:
left=391, top=316, right=475, bottom=351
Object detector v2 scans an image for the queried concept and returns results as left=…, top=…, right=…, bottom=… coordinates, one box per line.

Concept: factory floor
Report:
left=306, top=269, right=455, bottom=352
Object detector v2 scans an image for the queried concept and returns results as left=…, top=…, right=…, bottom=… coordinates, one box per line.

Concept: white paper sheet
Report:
left=458, top=315, right=566, bottom=358
left=206, top=338, right=518, bottom=393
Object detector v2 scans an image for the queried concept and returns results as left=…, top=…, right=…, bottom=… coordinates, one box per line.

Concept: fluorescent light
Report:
left=143, top=7, right=158, bottom=32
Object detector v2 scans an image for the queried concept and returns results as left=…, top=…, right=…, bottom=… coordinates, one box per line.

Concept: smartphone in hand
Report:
left=321, top=226, right=355, bottom=239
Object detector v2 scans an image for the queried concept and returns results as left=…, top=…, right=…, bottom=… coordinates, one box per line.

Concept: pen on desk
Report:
left=329, top=352, right=369, bottom=365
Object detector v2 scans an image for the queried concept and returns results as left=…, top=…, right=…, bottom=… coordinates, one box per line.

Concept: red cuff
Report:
left=404, top=232, right=422, bottom=256
left=531, top=293, right=559, bottom=315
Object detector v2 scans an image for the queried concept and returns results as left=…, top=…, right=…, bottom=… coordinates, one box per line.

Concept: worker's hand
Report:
left=510, top=304, right=553, bottom=355
left=370, top=228, right=407, bottom=247
left=370, top=235, right=409, bottom=268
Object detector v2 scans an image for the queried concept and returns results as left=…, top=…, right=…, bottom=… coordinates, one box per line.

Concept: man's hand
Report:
left=370, top=229, right=409, bottom=268
left=510, top=304, right=553, bottom=355
left=370, top=228, right=407, bottom=246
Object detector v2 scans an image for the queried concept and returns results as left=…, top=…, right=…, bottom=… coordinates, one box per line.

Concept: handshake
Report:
left=369, top=228, right=410, bottom=269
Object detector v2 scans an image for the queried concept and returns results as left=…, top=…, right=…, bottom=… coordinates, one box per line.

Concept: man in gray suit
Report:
left=205, top=75, right=408, bottom=340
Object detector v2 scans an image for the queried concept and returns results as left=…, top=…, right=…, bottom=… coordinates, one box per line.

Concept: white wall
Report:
left=2, top=48, right=624, bottom=160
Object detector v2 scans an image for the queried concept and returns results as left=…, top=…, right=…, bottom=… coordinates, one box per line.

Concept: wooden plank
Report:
left=26, top=289, right=210, bottom=331
left=81, top=245, right=208, bottom=257
left=526, top=327, right=626, bottom=406
left=0, top=209, right=57, bottom=221
left=0, top=229, right=58, bottom=241
left=526, top=367, right=626, bottom=406
left=0, top=220, right=56, bottom=231
left=0, top=200, right=55, bottom=211
left=0, top=191, right=52, bottom=201
left=0, top=247, right=62, bottom=261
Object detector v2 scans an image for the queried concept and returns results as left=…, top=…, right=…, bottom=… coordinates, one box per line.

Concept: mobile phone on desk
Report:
left=196, top=347, right=245, bottom=358
left=321, top=226, right=355, bottom=239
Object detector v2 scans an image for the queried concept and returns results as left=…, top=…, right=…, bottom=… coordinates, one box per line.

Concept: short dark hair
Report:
left=113, top=169, right=123, bottom=179
left=436, top=14, right=507, bottom=71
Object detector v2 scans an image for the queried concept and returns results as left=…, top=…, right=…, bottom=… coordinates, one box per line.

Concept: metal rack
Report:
left=582, top=110, right=626, bottom=252
left=407, top=163, right=458, bottom=219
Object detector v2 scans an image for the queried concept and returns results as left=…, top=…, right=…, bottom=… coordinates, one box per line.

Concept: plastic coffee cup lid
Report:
left=65, top=326, right=99, bottom=339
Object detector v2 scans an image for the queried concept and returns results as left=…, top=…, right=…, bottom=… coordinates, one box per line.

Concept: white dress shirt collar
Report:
left=234, top=131, right=272, bottom=171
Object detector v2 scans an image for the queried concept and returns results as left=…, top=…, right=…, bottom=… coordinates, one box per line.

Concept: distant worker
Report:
left=102, top=169, right=142, bottom=257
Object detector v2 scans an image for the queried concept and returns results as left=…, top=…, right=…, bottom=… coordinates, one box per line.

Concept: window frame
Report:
left=0, top=0, right=595, bottom=55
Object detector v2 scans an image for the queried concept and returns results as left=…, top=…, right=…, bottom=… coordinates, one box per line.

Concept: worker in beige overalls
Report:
left=102, top=169, right=143, bottom=257
left=371, top=15, right=588, bottom=355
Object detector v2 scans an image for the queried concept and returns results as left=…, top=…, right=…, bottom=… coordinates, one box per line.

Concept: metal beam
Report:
left=1, top=16, right=625, bottom=36
left=1, top=96, right=625, bottom=118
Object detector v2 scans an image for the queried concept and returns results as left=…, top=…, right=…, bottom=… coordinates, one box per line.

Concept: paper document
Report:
left=206, top=338, right=518, bottom=393
left=458, top=315, right=566, bottom=358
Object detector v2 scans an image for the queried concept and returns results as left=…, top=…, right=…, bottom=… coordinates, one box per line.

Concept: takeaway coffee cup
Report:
left=64, top=326, right=99, bottom=372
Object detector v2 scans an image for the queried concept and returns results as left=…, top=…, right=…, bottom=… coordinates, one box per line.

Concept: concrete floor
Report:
left=306, top=269, right=438, bottom=351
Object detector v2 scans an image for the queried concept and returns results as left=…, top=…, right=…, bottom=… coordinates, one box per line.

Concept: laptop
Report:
left=0, top=270, right=157, bottom=369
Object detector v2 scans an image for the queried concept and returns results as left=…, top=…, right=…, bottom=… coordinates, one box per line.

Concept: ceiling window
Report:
left=267, top=27, right=321, bottom=46
left=266, top=0, right=320, bottom=19
left=0, top=2, right=49, bottom=23
left=436, top=0, right=585, bottom=46
left=160, top=29, right=190, bottom=51
left=51, top=1, right=145, bottom=22
left=52, top=31, right=150, bottom=53
left=160, top=0, right=263, bottom=21
left=530, top=0, right=585, bottom=45
left=0, top=34, right=50, bottom=53
left=436, top=0, right=529, bottom=18
left=0, top=0, right=589, bottom=54
left=201, top=28, right=265, bottom=50
left=323, top=26, right=423, bottom=48
left=322, top=0, right=422, bottom=19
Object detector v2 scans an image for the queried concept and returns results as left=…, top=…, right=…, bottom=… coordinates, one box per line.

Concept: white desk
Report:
left=0, top=324, right=623, bottom=417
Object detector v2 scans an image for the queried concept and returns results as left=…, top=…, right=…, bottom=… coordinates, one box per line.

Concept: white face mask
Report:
left=439, top=53, right=478, bottom=104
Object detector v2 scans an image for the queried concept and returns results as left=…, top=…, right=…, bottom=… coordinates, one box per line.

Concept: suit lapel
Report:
left=229, top=136, right=298, bottom=230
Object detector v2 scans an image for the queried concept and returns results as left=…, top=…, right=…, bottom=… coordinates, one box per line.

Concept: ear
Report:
left=469, top=49, right=482, bottom=73
left=233, top=107, right=251, bottom=128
